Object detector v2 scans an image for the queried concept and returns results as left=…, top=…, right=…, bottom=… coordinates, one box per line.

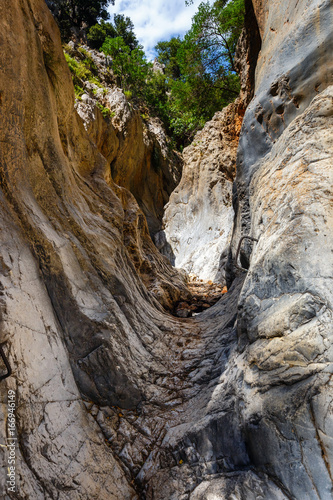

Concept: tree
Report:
left=86, top=20, right=117, bottom=49
left=101, top=37, right=149, bottom=97
left=183, top=0, right=245, bottom=75
left=155, top=37, right=182, bottom=80
left=153, top=0, right=245, bottom=146
left=46, top=0, right=114, bottom=41
left=112, top=15, right=139, bottom=51
left=87, top=15, right=139, bottom=51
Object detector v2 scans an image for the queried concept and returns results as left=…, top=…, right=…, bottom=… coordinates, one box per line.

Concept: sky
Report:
left=108, top=0, right=205, bottom=60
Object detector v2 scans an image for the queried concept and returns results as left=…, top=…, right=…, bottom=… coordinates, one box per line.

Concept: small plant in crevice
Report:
left=124, top=90, right=132, bottom=100
left=96, top=103, right=114, bottom=119
left=74, top=84, right=85, bottom=100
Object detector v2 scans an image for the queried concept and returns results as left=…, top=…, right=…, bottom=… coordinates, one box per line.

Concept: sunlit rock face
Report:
left=0, top=0, right=332, bottom=499
left=74, top=55, right=183, bottom=237
left=156, top=104, right=238, bottom=283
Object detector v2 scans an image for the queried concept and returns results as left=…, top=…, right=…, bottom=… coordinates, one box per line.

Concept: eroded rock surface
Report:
left=158, top=0, right=260, bottom=284
left=236, top=87, right=333, bottom=499
left=72, top=46, right=182, bottom=236
left=156, top=105, right=238, bottom=283
left=231, top=0, right=333, bottom=268
left=0, top=0, right=332, bottom=499
left=0, top=1, right=188, bottom=497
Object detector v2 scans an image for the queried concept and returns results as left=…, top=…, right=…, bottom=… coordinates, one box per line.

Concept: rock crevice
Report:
left=0, top=0, right=332, bottom=499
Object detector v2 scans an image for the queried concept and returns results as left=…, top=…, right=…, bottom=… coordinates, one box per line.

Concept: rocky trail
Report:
left=85, top=275, right=245, bottom=498
left=0, top=0, right=332, bottom=499
left=173, top=280, right=228, bottom=318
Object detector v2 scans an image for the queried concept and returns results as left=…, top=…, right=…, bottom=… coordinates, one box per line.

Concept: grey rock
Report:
left=0, top=0, right=332, bottom=499
left=160, top=106, right=237, bottom=283
left=231, top=0, right=333, bottom=270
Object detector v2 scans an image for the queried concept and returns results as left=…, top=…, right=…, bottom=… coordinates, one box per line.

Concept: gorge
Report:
left=0, top=0, right=332, bottom=499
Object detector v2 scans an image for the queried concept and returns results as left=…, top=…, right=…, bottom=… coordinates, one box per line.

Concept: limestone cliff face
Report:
left=225, top=0, right=333, bottom=497
left=64, top=43, right=182, bottom=237
left=75, top=81, right=182, bottom=236
left=158, top=0, right=260, bottom=283
left=0, top=1, right=188, bottom=497
left=236, top=87, right=333, bottom=499
left=156, top=104, right=238, bottom=282
left=232, top=0, right=333, bottom=268
left=0, top=0, right=332, bottom=499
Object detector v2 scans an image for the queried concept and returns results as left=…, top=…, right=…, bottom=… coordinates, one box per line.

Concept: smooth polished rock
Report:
left=237, top=87, right=333, bottom=499
left=0, top=0, right=332, bottom=499
left=230, top=0, right=333, bottom=273
left=158, top=103, right=238, bottom=283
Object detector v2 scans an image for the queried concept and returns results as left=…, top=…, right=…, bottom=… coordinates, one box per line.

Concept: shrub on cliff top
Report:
left=101, top=36, right=150, bottom=99
left=87, top=15, right=139, bottom=51
left=46, top=0, right=114, bottom=41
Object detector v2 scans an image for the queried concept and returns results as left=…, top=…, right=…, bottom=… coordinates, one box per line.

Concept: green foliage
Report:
left=87, top=20, right=116, bottom=49
left=87, top=15, right=139, bottom=51
left=62, top=0, right=244, bottom=150
left=96, top=103, right=115, bottom=118
left=74, top=84, right=85, bottom=99
left=143, top=71, right=170, bottom=126
left=64, top=52, right=90, bottom=81
left=64, top=51, right=100, bottom=89
left=124, top=90, right=133, bottom=100
left=47, top=0, right=114, bottom=41
left=155, top=37, right=182, bottom=80
left=112, top=15, right=139, bottom=51
left=183, top=0, right=245, bottom=74
left=101, top=37, right=150, bottom=98
left=152, top=0, right=244, bottom=146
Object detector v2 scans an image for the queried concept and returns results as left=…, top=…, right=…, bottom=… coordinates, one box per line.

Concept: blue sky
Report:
left=108, top=0, right=205, bottom=60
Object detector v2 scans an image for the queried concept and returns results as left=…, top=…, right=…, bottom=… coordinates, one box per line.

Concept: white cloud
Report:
left=108, top=0, right=206, bottom=60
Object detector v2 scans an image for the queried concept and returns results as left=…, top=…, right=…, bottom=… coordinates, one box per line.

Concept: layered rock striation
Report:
left=77, top=88, right=182, bottom=237
left=0, top=1, right=188, bottom=497
left=0, top=0, right=332, bottom=499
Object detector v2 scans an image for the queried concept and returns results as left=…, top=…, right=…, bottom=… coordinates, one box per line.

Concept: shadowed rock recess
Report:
left=0, top=0, right=332, bottom=499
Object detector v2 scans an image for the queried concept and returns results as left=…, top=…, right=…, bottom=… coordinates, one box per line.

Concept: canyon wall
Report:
left=75, top=77, right=183, bottom=237
left=157, top=3, right=260, bottom=283
left=0, top=0, right=189, bottom=497
left=0, top=0, right=332, bottom=499
left=156, top=104, right=238, bottom=282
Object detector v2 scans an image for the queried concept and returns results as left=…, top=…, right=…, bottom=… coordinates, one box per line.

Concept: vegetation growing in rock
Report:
left=96, top=102, right=115, bottom=118
left=64, top=51, right=103, bottom=99
left=60, top=0, right=244, bottom=148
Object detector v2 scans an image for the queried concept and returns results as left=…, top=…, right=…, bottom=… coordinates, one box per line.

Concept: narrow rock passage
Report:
left=84, top=275, right=245, bottom=498
left=173, top=280, right=228, bottom=318
left=0, top=1, right=332, bottom=499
